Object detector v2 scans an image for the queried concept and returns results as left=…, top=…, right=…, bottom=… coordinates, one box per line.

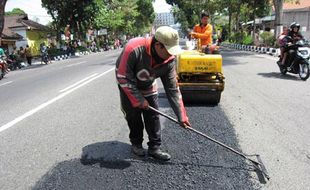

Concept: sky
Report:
left=152, top=0, right=171, bottom=13
left=5, top=0, right=171, bottom=25
left=5, top=0, right=53, bottom=25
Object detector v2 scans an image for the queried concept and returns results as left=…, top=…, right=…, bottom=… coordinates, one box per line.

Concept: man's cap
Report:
left=154, top=26, right=182, bottom=55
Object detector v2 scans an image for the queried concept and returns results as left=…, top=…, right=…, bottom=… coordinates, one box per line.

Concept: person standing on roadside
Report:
left=115, top=26, right=191, bottom=161
left=18, top=46, right=25, bottom=63
left=25, top=45, right=32, bottom=65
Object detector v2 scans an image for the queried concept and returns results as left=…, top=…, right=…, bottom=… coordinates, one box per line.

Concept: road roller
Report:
left=177, top=41, right=225, bottom=105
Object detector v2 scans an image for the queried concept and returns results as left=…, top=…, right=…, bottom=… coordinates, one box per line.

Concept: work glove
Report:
left=180, top=119, right=191, bottom=128
left=138, top=99, right=149, bottom=110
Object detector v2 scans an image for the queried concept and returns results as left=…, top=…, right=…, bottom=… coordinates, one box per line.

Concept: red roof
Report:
left=283, top=0, right=310, bottom=10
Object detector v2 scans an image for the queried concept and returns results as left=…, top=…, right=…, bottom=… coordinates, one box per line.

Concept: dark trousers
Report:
left=118, top=86, right=161, bottom=150
left=26, top=57, right=32, bottom=65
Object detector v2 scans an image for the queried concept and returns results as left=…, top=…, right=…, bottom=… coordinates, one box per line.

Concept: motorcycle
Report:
left=6, top=53, right=24, bottom=71
left=40, top=46, right=50, bottom=64
left=0, top=56, right=7, bottom=80
left=0, top=63, right=4, bottom=80
left=277, top=39, right=310, bottom=81
left=41, top=52, right=49, bottom=64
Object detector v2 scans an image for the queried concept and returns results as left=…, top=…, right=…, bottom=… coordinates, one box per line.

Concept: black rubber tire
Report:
left=299, top=62, right=310, bottom=81
left=280, top=65, right=287, bottom=75
left=0, top=70, right=3, bottom=80
left=181, top=91, right=221, bottom=105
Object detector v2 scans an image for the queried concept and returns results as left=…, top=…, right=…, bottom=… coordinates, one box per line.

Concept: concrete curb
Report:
left=28, top=51, right=93, bottom=66
left=222, top=42, right=281, bottom=58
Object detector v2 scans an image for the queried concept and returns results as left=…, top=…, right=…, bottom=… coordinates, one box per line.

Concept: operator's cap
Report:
left=155, top=26, right=182, bottom=55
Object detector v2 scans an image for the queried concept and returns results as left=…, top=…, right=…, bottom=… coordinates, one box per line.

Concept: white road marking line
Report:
left=0, top=81, right=13, bottom=87
left=64, top=61, right=86, bottom=68
left=59, top=73, right=98, bottom=93
left=0, top=67, right=115, bottom=133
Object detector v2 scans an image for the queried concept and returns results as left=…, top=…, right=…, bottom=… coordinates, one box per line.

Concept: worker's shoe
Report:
left=148, top=149, right=171, bottom=161
left=132, top=144, right=145, bottom=157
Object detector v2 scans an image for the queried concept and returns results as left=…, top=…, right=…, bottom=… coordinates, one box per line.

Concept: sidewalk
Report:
left=20, top=51, right=91, bottom=68
left=11, top=49, right=118, bottom=70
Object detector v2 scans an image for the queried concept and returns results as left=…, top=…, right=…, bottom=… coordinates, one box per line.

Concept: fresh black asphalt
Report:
left=32, top=96, right=262, bottom=189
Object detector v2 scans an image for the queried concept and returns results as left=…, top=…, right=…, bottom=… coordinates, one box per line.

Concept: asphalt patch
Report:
left=32, top=104, right=262, bottom=189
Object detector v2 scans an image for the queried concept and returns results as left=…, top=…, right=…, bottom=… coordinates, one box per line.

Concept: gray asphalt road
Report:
left=221, top=48, right=310, bottom=189
left=0, top=48, right=309, bottom=190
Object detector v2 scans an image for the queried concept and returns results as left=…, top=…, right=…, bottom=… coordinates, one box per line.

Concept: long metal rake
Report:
left=148, top=106, right=270, bottom=181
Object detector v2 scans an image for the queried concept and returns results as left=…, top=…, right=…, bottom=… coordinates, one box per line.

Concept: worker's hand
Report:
left=138, top=99, right=149, bottom=110
left=180, top=119, right=191, bottom=128
left=189, top=32, right=196, bottom=37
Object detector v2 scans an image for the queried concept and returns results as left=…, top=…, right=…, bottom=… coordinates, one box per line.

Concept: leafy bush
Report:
left=48, top=48, right=65, bottom=56
left=242, top=35, right=253, bottom=45
left=75, top=46, right=89, bottom=52
left=229, top=31, right=247, bottom=44
left=260, top=32, right=276, bottom=47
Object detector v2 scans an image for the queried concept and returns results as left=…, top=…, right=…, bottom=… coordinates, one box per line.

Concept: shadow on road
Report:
left=32, top=139, right=263, bottom=190
left=80, top=141, right=132, bottom=169
left=258, top=72, right=300, bottom=81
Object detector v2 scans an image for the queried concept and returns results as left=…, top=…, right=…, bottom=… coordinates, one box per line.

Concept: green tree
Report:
left=43, top=0, right=154, bottom=40
left=134, top=0, right=155, bottom=35
left=167, top=0, right=218, bottom=26
left=5, top=8, right=26, bottom=16
left=243, top=0, right=270, bottom=39
left=94, top=0, right=154, bottom=37
left=223, top=0, right=244, bottom=37
left=42, top=0, right=97, bottom=40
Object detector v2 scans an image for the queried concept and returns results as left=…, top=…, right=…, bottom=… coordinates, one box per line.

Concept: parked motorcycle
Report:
left=277, top=39, right=310, bottom=81
left=6, top=54, right=22, bottom=71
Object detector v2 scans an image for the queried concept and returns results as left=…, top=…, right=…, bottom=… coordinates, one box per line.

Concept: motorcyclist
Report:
left=277, top=26, right=289, bottom=65
left=40, top=43, right=49, bottom=64
left=7, top=47, right=20, bottom=70
left=280, top=22, right=304, bottom=65
left=288, top=22, right=303, bottom=44
left=0, top=47, right=8, bottom=74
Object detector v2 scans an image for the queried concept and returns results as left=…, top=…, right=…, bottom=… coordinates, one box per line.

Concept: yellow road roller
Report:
left=177, top=42, right=225, bottom=104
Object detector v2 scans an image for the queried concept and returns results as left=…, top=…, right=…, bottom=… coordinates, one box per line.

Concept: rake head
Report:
left=246, top=154, right=270, bottom=182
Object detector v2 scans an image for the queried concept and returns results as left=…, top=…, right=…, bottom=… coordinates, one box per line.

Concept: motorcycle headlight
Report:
left=299, top=50, right=308, bottom=55
left=296, top=40, right=305, bottom=46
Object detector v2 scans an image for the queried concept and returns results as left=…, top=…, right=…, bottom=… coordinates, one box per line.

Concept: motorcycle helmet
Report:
left=290, top=22, right=300, bottom=31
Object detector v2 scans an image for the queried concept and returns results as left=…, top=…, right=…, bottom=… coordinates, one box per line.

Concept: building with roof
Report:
left=1, top=14, right=51, bottom=56
left=282, top=0, right=310, bottom=36
left=243, top=0, right=310, bottom=39
left=264, top=0, right=310, bottom=35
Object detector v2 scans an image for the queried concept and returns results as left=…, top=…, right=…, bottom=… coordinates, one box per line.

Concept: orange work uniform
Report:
left=192, top=24, right=213, bottom=46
